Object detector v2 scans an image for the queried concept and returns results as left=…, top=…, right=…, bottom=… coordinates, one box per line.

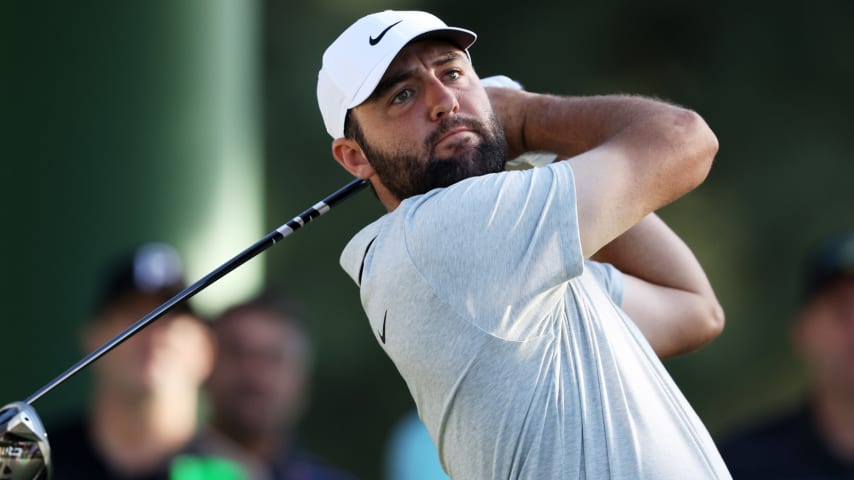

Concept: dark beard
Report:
left=357, top=115, right=507, bottom=201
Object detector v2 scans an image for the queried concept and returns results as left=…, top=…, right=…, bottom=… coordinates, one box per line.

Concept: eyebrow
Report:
left=367, top=50, right=465, bottom=103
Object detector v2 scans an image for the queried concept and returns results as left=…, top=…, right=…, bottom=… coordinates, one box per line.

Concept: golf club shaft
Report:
left=24, top=178, right=369, bottom=406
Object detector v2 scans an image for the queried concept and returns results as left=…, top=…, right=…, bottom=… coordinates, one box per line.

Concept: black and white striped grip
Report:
left=274, top=178, right=369, bottom=239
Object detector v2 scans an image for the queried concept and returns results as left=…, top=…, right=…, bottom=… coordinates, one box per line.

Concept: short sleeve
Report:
left=583, top=260, right=625, bottom=306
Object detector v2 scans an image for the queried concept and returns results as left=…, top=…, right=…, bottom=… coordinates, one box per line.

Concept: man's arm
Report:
left=486, top=88, right=718, bottom=258
left=486, top=87, right=722, bottom=356
left=592, top=214, right=725, bottom=357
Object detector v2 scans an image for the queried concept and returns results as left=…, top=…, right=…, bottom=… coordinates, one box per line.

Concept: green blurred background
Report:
left=2, top=0, right=853, bottom=478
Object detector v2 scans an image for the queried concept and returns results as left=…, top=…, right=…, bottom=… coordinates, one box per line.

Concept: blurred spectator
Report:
left=202, top=292, right=358, bottom=480
left=719, top=232, right=854, bottom=478
left=384, top=409, right=449, bottom=480
left=48, top=242, right=234, bottom=479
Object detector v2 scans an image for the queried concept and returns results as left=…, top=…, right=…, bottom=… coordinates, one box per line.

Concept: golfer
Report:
left=317, top=10, right=731, bottom=479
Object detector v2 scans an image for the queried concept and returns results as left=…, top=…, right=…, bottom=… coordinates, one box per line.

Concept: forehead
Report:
left=807, top=277, right=854, bottom=311
left=397, top=37, right=467, bottom=58
left=384, top=38, right=469, bottom=76
left=821, top=277, right=854, bottom=298
left=216, top=308, right=302, bottom=340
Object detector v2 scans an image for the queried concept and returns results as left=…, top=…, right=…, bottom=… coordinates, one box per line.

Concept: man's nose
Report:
left=426, top=77, right=459, bottom=121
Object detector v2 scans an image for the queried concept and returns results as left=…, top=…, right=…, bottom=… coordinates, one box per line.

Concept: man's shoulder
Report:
left=45, top=414, right=92, bottom=453
left=46, top=414, right=86, bottom=438
left=44, top=415, right=111, bottom=479
left=722, top=412, right=803, bottom=450
left=717, top=403, right=849, bottom=475
left=340, top=217, right=386, bottom=285
left=718, top=407, right=806, bottom=452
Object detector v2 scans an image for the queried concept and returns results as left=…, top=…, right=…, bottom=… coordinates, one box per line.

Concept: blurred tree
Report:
left=1, top=0, right=262, bottom=423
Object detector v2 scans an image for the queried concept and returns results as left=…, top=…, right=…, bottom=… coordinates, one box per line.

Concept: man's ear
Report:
left=332, top=138, right=375, bottom=179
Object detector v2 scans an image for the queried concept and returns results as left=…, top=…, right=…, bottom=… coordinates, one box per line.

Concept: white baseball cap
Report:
left=317, top=10, right=477, bottom=139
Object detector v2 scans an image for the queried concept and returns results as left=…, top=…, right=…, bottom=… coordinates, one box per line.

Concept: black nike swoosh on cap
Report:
left=369, top=20, right=402, bottom=46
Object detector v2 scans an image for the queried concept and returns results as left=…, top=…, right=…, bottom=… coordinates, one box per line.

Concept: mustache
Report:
left=424, top=117, right=489, bottom=153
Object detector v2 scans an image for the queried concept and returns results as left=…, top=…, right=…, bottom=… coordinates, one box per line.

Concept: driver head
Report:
left=0, top=402, right=50, bottom=480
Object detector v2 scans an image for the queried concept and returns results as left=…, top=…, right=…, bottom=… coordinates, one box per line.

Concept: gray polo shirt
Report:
left=341, top=161, right=730, bottom=479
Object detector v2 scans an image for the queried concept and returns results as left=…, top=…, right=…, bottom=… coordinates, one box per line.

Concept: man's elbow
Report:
left=668, top=297, right=726, bottom=358
left=676, top=109, right=719, bottom=191
left=690, top=297, right=725, bottom=351
left=704, top=298, right=726, bottom=341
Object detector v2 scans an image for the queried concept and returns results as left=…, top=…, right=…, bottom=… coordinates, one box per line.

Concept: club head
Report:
left=0, top=402, right=51, bottom=480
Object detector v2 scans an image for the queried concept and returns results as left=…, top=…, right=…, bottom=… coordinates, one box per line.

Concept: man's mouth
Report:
left=435, top=127, right=476, bottom=148
left=429, top=123, right=484, bottom=158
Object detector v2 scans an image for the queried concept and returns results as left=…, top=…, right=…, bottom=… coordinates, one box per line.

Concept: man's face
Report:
left=86, top=295, right=212, bottom=398
left=795, top=278, right=854, bottom=396
left=349, top=39, right=506, bottom=201
left=206, top=309, right=309, bottom=438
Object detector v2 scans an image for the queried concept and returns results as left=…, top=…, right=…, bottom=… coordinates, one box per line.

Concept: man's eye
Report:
left=446, top=70, right=461, bottom=81
left=392, top=89, right=413, bottom=104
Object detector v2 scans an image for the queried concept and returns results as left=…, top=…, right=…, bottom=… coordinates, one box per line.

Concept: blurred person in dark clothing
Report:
left=719, top=232, right=854, bottom=478
left=202, top=292, right=358, bottom=480
left=47, top=242, right=228, bottom=479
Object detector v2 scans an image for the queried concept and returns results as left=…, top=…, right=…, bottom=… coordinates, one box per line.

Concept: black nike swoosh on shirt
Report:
left=358, top=236, right=377, bottom=286
left=369, top=20, right=402, bottom=46
left=378, top=310, right=387, bottom=344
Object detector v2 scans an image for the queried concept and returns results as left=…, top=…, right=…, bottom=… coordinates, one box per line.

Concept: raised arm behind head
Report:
left=487, top=88, right=718, bottom=258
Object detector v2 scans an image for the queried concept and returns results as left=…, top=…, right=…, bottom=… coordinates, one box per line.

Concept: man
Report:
left=203, top=293, right=358, bottom=480
left=48, top=242, right=227, bottom=479
left=719, top=232, right=854, bottom=477
left=318, top=10, right=728, bottom=479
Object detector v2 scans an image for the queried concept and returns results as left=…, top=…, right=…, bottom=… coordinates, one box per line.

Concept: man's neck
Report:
left=89, top=387, right=198, bottom=474
left=244, top=433, right=287, bottom=463
left=213, top=419, right=288, bottom=464
left=813, top=387, right=854, bottom=460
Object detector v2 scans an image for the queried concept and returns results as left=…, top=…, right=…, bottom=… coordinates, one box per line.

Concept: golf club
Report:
left=0, top=177, right=369, bottom=480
